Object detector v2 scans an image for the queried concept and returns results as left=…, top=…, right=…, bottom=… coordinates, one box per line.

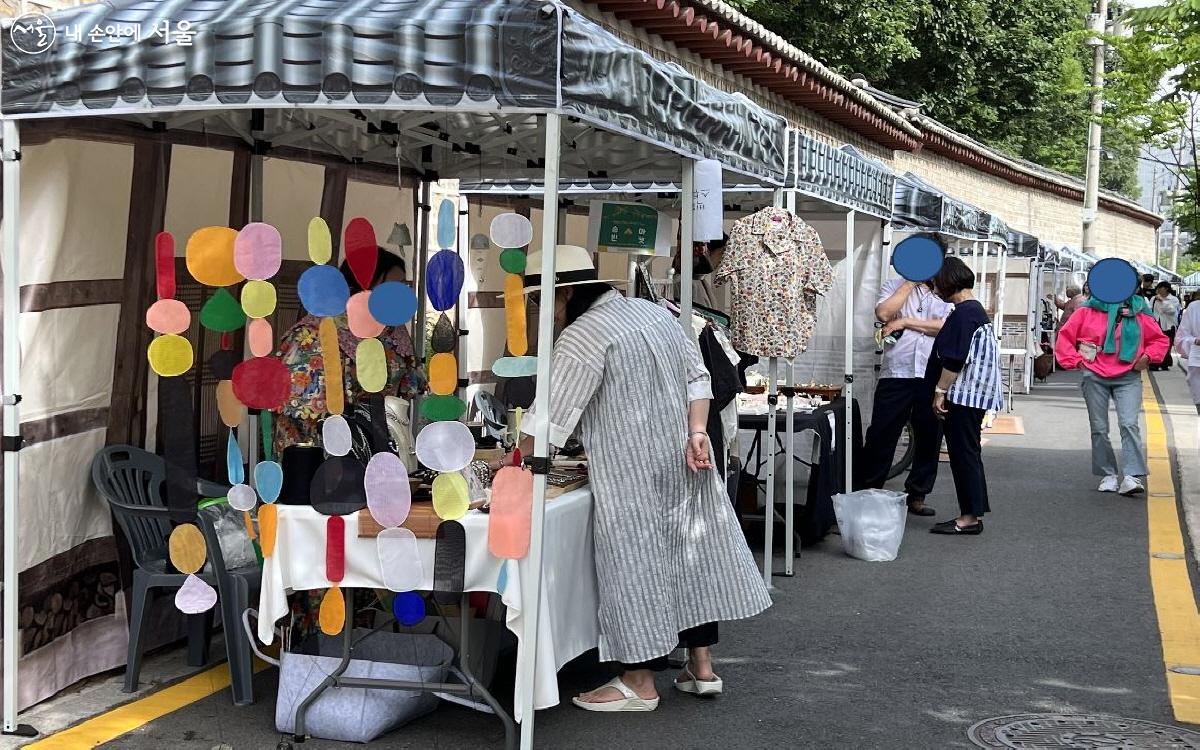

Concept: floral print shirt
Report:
left=273, top=314, right=426, bottom=456
left=714, top=207, right=834, bottom=358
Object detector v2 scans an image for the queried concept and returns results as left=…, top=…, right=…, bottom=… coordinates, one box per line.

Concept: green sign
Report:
left=596, top=203, right=659, bottom=252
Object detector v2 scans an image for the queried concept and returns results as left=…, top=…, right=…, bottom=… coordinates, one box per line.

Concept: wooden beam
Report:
left=321, top=165, right=350, bottom=262
left=228, top=147, right=251, bottom=229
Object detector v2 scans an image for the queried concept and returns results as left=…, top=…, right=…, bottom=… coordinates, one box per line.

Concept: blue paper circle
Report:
left=427, top=249, right=465, bottom=312
left=392, top=591, right=425, bottom=626
left=368, top=281, right=418, bottom=325
left=437, top=199, right=456, bottom=250
left=298, top=264, right=350, bottom=317
left=1088, top=258, right=1139, bottom=304
left=254, top=461, right=284, bottom=504
left=891, top=235, right=945, bottom=282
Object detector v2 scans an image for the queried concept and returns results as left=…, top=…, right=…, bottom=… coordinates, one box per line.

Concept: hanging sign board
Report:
left=693, top=160, right=724, bottom=242
left=587, top=201, right=672, bottom=256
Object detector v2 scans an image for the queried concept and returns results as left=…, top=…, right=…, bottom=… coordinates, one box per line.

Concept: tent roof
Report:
left=891, top=172, right=1008, bottom=243
left=1, top=0, right=787, bottom=183
left=1006, top=228, right=1040, bottom=258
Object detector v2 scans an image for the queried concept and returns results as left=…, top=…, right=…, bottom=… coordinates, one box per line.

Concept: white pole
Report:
left=762, top=358, right=778, bottom=588
left=411, top=180, right=432, bottom=441
left=517, top=112, right=561, bottom=750
left=1, top=120, right=32, bottom=738
left=996, top=248, right=1009, bottom=329
left=679, top=159, right=695, bottom=338
left=844, top=211, right=856, bottom=491
left=783, top=357, right=795, bottom=576
left=979, top=241, right=990, bottom=311
left=972, top=240, right=981, bottom=282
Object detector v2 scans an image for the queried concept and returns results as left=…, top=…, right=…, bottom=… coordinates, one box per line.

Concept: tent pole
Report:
left=762, top=357, right=777, bottom=588
left=517, top=112, right=562, bottom=750
left=782, top=189, right=797, bottom=577
left=844, top=210, right=857, bottom=492
left=411, top=179, right=432, bottom=442
left=972, top=240, right=981, bottom=288
left=679, top=158, right=695, bottom=338
left=1, top=120, right=34, bottom=738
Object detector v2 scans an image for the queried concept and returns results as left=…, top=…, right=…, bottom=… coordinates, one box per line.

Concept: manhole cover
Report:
left=969, top=714, right=1200, bottom=748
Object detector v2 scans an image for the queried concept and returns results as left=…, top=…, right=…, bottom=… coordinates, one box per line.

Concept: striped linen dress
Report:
left=525, top=291, right=771, bottom=664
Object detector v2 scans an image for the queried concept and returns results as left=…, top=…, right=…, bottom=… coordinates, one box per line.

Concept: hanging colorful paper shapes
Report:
left=347, top=292, right=385, bottom=338
left=430, top=314, right=456, bottom=353
left=431, top=472, right=469, bottom=521
left=299, top=264, right=350, bottom=318
left=146, top=231, right=195, bottom=378
left=344, top=218, right=378, bottom=290
left=308, top=217, right=333, bottom=265
left=310, top=456, right=368, bottom=515
left=392, top=591, right=425, bottom=626
left=428, top=353, right=457, bottom=396
left=232, top=356, right=289, bottom=410
left=318, top=317, right=345, bottom=415
left=200, top=288, right=247, bottom=333
left=437, top=198, right=457, bottom=249
left=420, top=395, right=466, bottom=423
left=488, top=465, right=534, bottom=559
left=186, top=227, right=243, bottom=287
left=491, top=356, right=538, bottom=378
left=169, top=524, right=217, bottom=614
left=367, top=281, right=417, bottom=326
left=228, top=482, right=258, bottom=512
left=255, top=461, right=284, bottom=503
left=156, top=231, right=177, bottom=299
left=490, top=213, right=535, bottom=380
left=216, top=380, right=245, bottom=429
left=207, top=348, right=239, bottom=380
left=322, top=414, right=352, bottom=457
left=259, top=503, right=278, bottom=557
left=241, top=281, right=277, bottom=319
left=379, top=527, right=424, bottom=592
left=247, top=318, right=274, bottom=358
left=427, top=250, right=465, bottom=312
left=432, top=520, right=466, bottom=604
left=233, top=222, right=283, bottom=281
left=148, top=335, right=194, bottom=377
left=490, top=212, right=534, bottom=251
left=415, top=420, right=474, bottom=473
left=227, top=432, right=245, bottom=485
left=319, top=516, right=347, bottom=636
left=356, top=338, right=387, bottom=393
left=145, top=299, right=190, bottom=336
left=503, top=274, right=528, bottom=356
left=365, top=452, right=411, bottom=528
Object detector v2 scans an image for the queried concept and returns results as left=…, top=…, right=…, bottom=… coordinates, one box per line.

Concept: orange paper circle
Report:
left=216, top=380, right=244, bottom=428
left=428, top=353, right=457, bottom=396
left=168, top=524, right=206, bottom=575
left=241, top=280, right=277, bottom=319
left=185, top=227, right=243, bottom=287
left=145, top=299, right=191, bottom=336
left=248, top=318, right=274, bottom=358
left=148, top=335, right=193, bottom=377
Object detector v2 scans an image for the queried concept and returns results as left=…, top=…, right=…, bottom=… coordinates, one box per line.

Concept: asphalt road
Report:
left=100, top=369, right=1189, bottom=749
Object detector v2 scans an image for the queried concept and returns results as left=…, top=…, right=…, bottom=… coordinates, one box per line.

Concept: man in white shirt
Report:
left=858, top=278, right=954, bottom=515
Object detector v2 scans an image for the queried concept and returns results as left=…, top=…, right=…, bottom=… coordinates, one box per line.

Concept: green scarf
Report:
left=1083, top=294, right=1150, bottom=363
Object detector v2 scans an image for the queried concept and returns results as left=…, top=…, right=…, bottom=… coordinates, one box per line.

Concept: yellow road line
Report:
left=1142, top=373, right=1200, bottom=724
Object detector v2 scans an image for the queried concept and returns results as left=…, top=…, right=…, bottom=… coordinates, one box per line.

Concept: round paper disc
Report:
left=248, top=318, right=274, bottom=358
left=427, top=250, right=465, bottom=312
left=228, top=483, right=257, bottom=511
left=490, top=213, right=533, bottom=250
left=356, top=338, right=388, bottom=393
left=298, top=264, right=351, bottom=318
left=168, top=524, right=206, bottom=574
left=420, top=395, right=467, bottom=423
left=365, top=452, right=412, bottom=528
left=379, top=528, right=424, bottom=593
left=347, top=291, right=385, bottom=338
left=185, top=227, right=243, bottom=287
left=234, top=222, right=283, bottom=280
left=322, top=415, right=353, bottom=457
left=241, top=280, right=277, bottom=319
left=148, top=335, right=193, bottom=377
left=432, top=472, right=469, bottom=520
left=308, top=217, right=333, bottom=265
left=175, top=574, right=217, bottom=614
left=232, top=356, right=290, bottom=410
left=414, top=420, right=474, bottom=473
left=1088, top=258, right=1139, bottom=304
left=146, top=299, right=191, bottom=335
left=392, top=591, right=425, bottom=626
left=499, top=248, right=527, bottom=275
left=367, top=281, right=417, bottom=326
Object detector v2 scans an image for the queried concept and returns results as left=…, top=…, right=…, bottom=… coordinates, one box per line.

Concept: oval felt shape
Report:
left=241, top=280, right=277, bottom=319
left=234, top=222, right=283, bottom=280
left=491, top=356, right=538, bottom=378
left=255, top=461, right=284, bottom=504
left=228, top=483, right=257, bottom=511
left=432, top=520, right=466, bottom=604
left=426, top=249, right=465, bottom=312
left=155, top=231, right=176, bottom=300
left=310, top=455, right=368, bottom=515
left=216, top=380, right=244, bottom=428
left=499, top=248, right=527, bottom=275
left=168, top=524, right=207, bottom=575
left=319, top=317, right=345, bottom=416
left=227, top=432, right=245, bottom=485
left=298, top=264, right=351, bottom=318
left=322, top=415, right=353, bottom=457
left=146, top=299, right=191, bottom=335
left=365, top=452, right=411, bottom=528
left=420, top=395, right=467, bottom=423
left=232, top=356, right=290, bottom=410
left=207, top=348, right=239, bottom=380
left=437, top=198, right=457, bottom=249
left=488, top=465, right=534, bottom=559
left=504, top=274, right=528, bottom=356
left=428, top=352, right=458, bottom=396
left=355, top=338, right=387, bottom=393
left=175, top=574, right=218, bottom=614
left=248, top=318, right=274, bottom=358
left=415, top=420, right=474, bottom=473
left=344, top=217, right=378, bottom=291
left=200, top=288, right=247, bottom=332
left=319, top=586, right=345, bottom=635
left=378, top=528, right=424, bottom=593
left=186, top=227, right=243, bottom=287
left=308, top=217, right=333, bottom=265
left=367, top=281, right=417, bottom=326
left=326, top=515, right=346, bottom=583
left=259, top=503, right=278, bottom=557
left=148, top=335, right=193, bottom=377
left=430, top=313, right=457, bottom=353
left=432, top=472, right=469, bottom=521
left=347, top=291, right=385, bottom=338
left=392, top=590, right=425, bottom=626
left=490, top=212, right=533, bottom=250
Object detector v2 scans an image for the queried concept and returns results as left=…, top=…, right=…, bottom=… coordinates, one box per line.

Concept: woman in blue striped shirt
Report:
left=925, top=256, right=1004, bottom=536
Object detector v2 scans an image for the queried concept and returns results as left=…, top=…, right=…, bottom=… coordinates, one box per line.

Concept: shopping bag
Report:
left=831, top=489, right=907, bottom=562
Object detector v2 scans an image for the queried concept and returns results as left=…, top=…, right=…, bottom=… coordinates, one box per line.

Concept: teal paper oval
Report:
left=492, top=356, right=538, bottom=378
left=437, top=199, right=456, bottom=250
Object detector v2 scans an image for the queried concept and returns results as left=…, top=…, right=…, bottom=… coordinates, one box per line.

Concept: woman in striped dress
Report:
left=926, top=256, right=1004, bottom=536
left=520, top=246, right=771, bottom=713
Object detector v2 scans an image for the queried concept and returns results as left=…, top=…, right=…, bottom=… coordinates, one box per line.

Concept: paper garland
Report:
left=232, top=357, right=289, bottom=410
left=427, top=250, right=465, bottom=312
left=186, top=227, right=243, bottom=287
left=392, top=591, right=425, bottom=626
left=428, top=353, right=458, bottom=396
left=146, top=299, right=190, bottom=335
left=430, top=314, right=456, bottom=353
left=228, top=483, right=257, bottom=512
left=365, top=452, right=411, bottom=528
left=344, top=218, right=378, bottom=291
left=492, top=356, right=538, bottom=378
left=255, top=461, right=283, bottom=503
left=379, top=527, right=424, bottom=592
left=490, top=213, right=534, bottom=251
left=247, top=318, right=274, bottom=358
left=432, top=521, right=466, bottom=605
left=299, top=265, right=351, bottom=318
left=420, top=395, right=466, bottom=423
left=319, top=587, right=346, bottom=636
left=241, top=280, right=277, bottom=319
left=488, top=465, right=534, bottom=560
left=322, top=415, right=352, bottom=457
left=355, top=338, right=387, bottom=393
left=155, top=231, right=176, bottom=299
left=308, top=217, right=333, bottom=265
left=148, top=335, right=193, bottom=377
left=168, top=524, right=207, bottom=574
left=367, top=281, right=417, bottom=326
left=414, top=421, right=474, bottom=473
left=259, top=503, right=278, bottom=557
left=176, top=574, right=218, bottom=614
left=436, top=198, right=457, bottom=250
left=233, top=222, right=283, bottom=280
left=216, top=380, right=244, bottom=429
left=319, top=317, right=345, bottom=415
left=146, top=233, right=195, bottom=378
left=347, top=291, right=385, bottom=338
left=431, top=472, right=469, bottom=521
left=503, top=274, right=528, bottom=356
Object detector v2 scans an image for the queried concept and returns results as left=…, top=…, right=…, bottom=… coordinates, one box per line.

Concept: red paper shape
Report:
left=155, top=232, right=175, bottom=300
left=220, top=332, right=233, bottom=351
left=344, top=218, right=378, bottom=291
left=326, top=515, right=345, bottom=584
left=512, top=447, right=522, bottom=467
left=231, top=356, right=289, bottom=410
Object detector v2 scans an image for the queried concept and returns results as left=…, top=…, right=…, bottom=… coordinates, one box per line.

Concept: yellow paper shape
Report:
left=432, top=472, right=469, bottom=520
left=241, top=280, right=277, bottom=319
left=168, top=524, right=206, bottom=575
left=356, top=338, right=387, bottom=393
left=259, top=503, right=277, bottom=557
left=216, top=380, right=244, bottom=429
left=319, top=317, right=345, bottom=415
left=308, top=217, right=333, bottom=265
left=428, top=353, right=457, bottom=396
left=319, top=586, right=345, bottom=635
left=185, top=227, right=243, bottom=287
left=504, top=274, right=528, bottom=357
left=148, top=335, right=194, bottom=377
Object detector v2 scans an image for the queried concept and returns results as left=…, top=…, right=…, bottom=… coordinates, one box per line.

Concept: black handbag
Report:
left=279, top=445, right=323, bottom=505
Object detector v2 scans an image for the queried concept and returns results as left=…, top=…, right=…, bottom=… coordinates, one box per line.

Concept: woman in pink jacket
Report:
left=1055, top=293, right=1170, bottom=496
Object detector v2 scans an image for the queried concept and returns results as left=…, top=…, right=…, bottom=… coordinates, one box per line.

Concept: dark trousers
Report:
left=858, top=378, right=942, bottom=498
left=1154, top=328, right=1176, bottom=370
left=621, top=622, right=718, bottom=672
left=943, top=403, right=990, bottom=518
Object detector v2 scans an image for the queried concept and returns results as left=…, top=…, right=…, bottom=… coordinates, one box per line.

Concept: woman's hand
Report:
left=686, top=432, right=713, bottom=473
left=881, top=318, right=907, bottom=338
left=1133, top=354, right=1151, bottom=372
left=933, top=391, right=948, bottom=419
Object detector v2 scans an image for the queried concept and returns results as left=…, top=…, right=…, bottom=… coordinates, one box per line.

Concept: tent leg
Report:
left=762, top=358, right=777, bottom=588
left=783, top=358, right=795, bottom=576
left=1, top=121, right=35, bottom=738
left=516, top=112, right=562, bottom=750
left=410, top=179, right=433, bottom=442
left=679, top=159, right=695, bottom=337
left=843, top=211, right=856, bottom=493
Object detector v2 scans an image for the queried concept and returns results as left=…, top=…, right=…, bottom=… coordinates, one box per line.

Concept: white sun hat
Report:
left=522, top=245, right=625, bottom=295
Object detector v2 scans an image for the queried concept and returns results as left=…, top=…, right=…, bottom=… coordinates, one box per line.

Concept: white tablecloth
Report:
left=257, top=488, right=599, bottom=721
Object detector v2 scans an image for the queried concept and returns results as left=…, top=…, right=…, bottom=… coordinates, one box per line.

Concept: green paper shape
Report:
left=200, top=288, right=246, bottom=333
left=260, top=410, right=274, bottom=462
left=430, top=313, right=456, bottom=354
left=420, top=395, right=467, bottom=422
left=499, top=249, right=526, bottom=274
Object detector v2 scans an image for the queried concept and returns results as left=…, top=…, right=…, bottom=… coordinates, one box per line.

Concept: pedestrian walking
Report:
left=925, top=257, right=1004, bottom=536
left=1054, top=290, right=1170, bottom=496
left=1049, top=284, right=1087, bottom=330
left=857, top=237, right=954, bottom=516
left=1175, top=296, right=1200, bottom=414
left=1150, top=281, right=1182, bottom=371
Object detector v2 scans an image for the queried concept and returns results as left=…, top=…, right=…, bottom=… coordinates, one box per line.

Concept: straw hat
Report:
left=522, top=245, right=624, bottom=295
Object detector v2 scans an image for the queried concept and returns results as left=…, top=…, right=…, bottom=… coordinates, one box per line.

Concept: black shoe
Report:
left=906, top=496, right=936, bottom=517
left=930, top=519, right=983, bottom=535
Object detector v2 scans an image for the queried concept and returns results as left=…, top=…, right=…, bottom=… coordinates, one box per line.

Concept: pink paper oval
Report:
left=347, top=291, right=385, bottom=339
left=248, top=318, right=274, bottom=358
left=365, top=452, right=411, bottom=528
left=145, top=299, right=191, bottom=335
left=233, top=222, right=283, bottom=281
left=488, top=465, right=534, bottom=560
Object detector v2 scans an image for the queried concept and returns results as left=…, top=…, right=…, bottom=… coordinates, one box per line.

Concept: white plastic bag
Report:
left=832, top=489, right=907, bottom=562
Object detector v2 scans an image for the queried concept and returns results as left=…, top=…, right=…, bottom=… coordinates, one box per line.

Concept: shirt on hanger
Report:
left=714, top=206, right=834, bottom=358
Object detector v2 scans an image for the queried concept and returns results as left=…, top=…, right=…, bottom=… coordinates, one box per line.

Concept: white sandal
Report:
left=674, top=664, right=723, bottom=696
left=571, top=677, right=660, bottom=712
